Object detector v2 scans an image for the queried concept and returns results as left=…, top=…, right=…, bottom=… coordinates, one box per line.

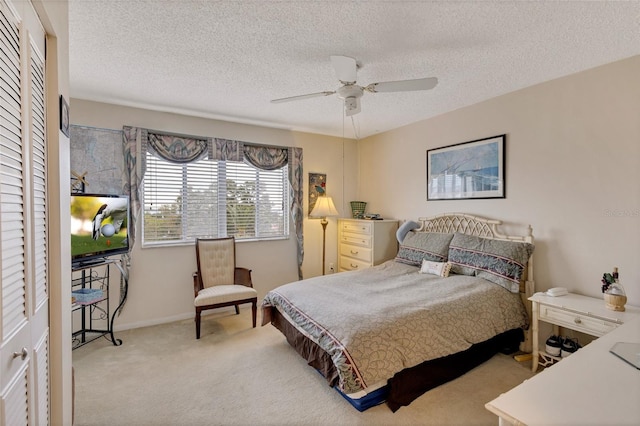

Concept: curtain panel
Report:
left=122, top=126, right=147, bottom=249
left=211, top=137, right=243, bottom=161
left=122, top=126, right=305, bottom=279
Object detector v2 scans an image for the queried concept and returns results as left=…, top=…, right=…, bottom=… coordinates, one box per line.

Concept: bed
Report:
left=261, top=213, right=535, bottom=412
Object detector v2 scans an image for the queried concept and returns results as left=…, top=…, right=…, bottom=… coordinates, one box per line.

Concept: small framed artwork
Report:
left=59, top=95, right=70, bottom=137
left=308, top=172, right=326, bottom=217
left=427, top=134, right=505, bottom=200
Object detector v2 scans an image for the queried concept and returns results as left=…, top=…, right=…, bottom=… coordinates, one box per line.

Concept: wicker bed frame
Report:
left=266, top=212, right=535, bottom=411
left=416, top=212, right=535, bottom=352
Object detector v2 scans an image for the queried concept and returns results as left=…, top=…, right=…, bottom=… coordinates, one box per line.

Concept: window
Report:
left=142, top=153, right=289, bottom=246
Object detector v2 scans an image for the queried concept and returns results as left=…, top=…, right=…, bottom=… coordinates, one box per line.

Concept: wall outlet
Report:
left=329, top=263, right=335, bottom=273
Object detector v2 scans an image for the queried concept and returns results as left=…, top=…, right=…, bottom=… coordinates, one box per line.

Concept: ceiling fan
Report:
left=270, top=55, right=438, bottom=116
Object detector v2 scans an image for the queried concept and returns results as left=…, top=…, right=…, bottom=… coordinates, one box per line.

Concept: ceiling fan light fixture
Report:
left=345, top=97, right=357, bottom=110
left=344, top=97, right=361, bottom=116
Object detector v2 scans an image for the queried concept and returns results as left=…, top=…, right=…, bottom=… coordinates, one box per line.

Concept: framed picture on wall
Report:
left=308, top=172, right=326, bottom=217
left=59, top=95, right=70, bottom=137
left=427, top=134, right=505, bottom=200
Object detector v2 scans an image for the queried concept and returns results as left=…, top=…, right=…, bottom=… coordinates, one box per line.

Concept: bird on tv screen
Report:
left=70, top=194, right=130, bottom=266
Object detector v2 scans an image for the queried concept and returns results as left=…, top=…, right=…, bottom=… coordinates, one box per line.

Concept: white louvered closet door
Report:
left=0, top=0, right=49, bottom=425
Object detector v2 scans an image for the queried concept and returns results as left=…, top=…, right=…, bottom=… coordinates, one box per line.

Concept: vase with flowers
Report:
left=601, top=267, right=627, bottom=311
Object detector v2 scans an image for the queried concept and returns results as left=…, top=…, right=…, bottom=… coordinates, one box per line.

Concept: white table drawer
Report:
left=339, top=256, right=370, bottom=272
left=540, top=305, right=619, bottom=337
left=341, top=221, right=372, bottom=235
left=340, top=243, right=372, bottom=262
left=340, top=232, right=371, bottom=248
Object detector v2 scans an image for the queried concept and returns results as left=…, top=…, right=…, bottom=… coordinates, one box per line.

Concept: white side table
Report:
left=529, top=292, right=640, bottom=372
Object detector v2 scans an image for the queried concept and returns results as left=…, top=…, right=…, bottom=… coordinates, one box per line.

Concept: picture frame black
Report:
left=59, top=95, right=69, bottom=137
left=426, top=134, right=506, bottom=200
left=308, top=172, right=326, bottom=217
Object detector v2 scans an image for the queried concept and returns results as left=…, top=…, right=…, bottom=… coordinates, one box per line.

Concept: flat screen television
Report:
left=71, top=193, right=130, bottom=267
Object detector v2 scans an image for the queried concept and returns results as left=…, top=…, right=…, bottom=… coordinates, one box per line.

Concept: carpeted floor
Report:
left=72, top=309, right=534, bottom=425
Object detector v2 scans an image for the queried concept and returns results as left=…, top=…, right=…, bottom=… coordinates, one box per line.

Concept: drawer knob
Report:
left=350, top=250, right=358, bottom=255
left=12, top=348, right=27, bottom=360
left=574, top=317, right=582, bottom=324
left=351, top=264, right=358, bottom=269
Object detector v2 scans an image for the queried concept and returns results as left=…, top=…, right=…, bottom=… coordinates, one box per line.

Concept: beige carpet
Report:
left=72, top=309, right=534, bottom=426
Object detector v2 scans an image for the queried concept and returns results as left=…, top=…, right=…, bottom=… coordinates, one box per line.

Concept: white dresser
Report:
left=338, top=218, right=398, bottom=272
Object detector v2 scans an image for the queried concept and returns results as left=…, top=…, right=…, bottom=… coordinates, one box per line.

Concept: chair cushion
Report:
left=194, top=285, right=257, bottom=307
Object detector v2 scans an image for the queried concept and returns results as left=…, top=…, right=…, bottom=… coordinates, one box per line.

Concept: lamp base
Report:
left=321, top=218, right=328, bottom=275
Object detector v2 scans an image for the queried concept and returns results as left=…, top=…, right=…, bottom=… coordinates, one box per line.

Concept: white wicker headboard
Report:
left=416, top=213, right=535, bottom=352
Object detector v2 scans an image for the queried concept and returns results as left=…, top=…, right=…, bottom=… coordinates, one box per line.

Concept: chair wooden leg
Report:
left=251, top=300, right=257, bottom=328
left=195, top=309, right=201, bottom=339
left=235, top=305, right=240, bottom=315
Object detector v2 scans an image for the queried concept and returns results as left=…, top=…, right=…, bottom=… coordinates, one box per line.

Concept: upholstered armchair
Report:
left=192, top=237, right=258, bottom=339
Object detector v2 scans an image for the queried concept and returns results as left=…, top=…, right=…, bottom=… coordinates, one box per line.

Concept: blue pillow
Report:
left=396, top=220, right=420, bottom=244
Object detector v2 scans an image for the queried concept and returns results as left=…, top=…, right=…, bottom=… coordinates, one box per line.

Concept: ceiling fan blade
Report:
left=344, top=97, right=361, bottom=116
left=330, top=55, right=357, bottom=84
left=270, top=91, right=335, bottom=104
left=366, top=77, right=438, bottom=93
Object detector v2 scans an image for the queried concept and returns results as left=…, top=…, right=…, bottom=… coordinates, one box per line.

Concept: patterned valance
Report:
left=243, top=145, right=288, bottom=170
left=147, top=132, right=209, bottom=163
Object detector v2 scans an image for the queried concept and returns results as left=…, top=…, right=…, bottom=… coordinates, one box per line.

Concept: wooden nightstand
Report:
left=529, top=292, right=640, bottom=372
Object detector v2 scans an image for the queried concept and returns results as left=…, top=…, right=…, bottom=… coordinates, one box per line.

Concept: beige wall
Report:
left=70, top=99, right=358, bottom=329
left=359, top=56, right=640, bottom=306
left=71, top=55, right=639, bottom=332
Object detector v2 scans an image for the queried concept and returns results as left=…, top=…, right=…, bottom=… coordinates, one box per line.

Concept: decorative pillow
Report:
left=448, top=233, right=534, bottom=293
left=394, top=232, right=455, bottom=266
left=419, top=259, right=451, bottom=277
left=396, top=220, right=420, bottom=244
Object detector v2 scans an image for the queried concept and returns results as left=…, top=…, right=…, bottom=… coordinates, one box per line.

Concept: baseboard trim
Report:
left=113, top=306, right=241, bottom=332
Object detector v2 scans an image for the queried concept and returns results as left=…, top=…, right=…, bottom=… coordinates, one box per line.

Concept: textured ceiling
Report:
left=69, top=1, right=640, bottom=139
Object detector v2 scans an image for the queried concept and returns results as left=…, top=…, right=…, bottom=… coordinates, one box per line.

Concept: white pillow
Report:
left=419, top=259, right=451, bottom=277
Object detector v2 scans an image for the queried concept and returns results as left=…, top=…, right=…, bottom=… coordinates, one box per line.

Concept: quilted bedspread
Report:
left=261, top=260, right=528, bottom=395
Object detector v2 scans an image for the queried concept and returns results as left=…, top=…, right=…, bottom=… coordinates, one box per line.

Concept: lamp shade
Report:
left=310, top=196, right=339, bottom=218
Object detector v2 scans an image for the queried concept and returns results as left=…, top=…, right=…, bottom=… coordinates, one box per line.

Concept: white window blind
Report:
left=143, top=153, right=289, bottom=245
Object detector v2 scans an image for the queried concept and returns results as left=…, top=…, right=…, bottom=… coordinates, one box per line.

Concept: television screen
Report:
left=71, top=194, right=130, bottom=266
